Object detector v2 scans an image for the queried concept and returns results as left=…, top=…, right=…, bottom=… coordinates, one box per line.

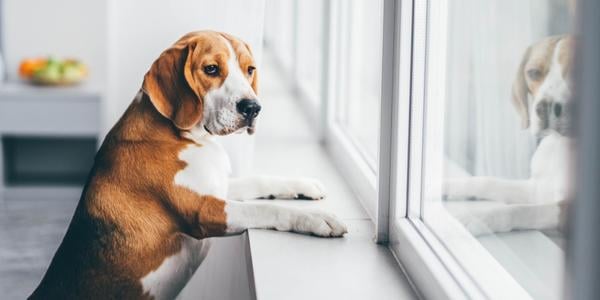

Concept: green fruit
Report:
left=62, top=65, right=83, bottom=81
left=34, top=64, right=61, bottom=82
left=46, top=57, right=60, bottom=67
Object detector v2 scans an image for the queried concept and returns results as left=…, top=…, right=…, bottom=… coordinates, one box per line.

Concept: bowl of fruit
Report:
left=19, top=57, right=88, bottom=86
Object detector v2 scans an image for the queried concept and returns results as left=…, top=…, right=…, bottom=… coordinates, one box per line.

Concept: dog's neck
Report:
left=107, top=91, right=183, bottom=143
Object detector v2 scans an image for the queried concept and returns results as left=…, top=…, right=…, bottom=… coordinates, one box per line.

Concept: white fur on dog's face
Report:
left=201, top=36, right=259, bottom=136
left=528, top=39, right=573, bottom=136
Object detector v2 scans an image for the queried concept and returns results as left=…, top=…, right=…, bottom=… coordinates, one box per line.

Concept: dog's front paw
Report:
left=277, top=178, right=326, bottom=200
left=293, top=211, right=347, bottom=237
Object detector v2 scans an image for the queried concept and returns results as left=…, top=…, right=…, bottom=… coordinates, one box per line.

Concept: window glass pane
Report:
left=421, top=1, right=574, bottom=298
left=335, top=0, right=383, bottom=167
left=296, top=0, right=324, bottom=104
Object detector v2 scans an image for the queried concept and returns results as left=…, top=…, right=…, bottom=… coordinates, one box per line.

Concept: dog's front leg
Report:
left=223, top=200, right=347, bottom=237
left=187, top=194, right=347, bottom=238
left=228, top=175, right=325, bottom=201
left=444, top=177, right=537, bottom=204
left=446, top=201, right=562, bottom=236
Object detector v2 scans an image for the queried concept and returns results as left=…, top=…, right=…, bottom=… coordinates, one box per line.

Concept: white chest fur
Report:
left=530, top=132, right=573, bottom=203
left=174, top=136, right=231, bottom=199
left=141, top=135, right=231, bottom=298
left=141, top=237, right=212, bottom=300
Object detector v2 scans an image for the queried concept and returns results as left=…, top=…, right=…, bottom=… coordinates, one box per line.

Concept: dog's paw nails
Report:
left=290, top=178, right=326, bottom=200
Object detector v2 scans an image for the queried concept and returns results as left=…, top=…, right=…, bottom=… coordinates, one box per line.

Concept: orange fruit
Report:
left=19, top=58, right=47, bottom=78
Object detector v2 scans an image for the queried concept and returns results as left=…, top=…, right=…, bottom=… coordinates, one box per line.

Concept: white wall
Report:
left=1, top=1, right=265, bottom=166
left=1, top=0, right=108, bottom=85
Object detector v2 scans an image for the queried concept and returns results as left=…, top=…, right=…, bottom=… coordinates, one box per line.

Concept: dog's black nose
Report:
left=237, top=99, right=261, bottom=119
left=553, top=102, right=562, bottom=118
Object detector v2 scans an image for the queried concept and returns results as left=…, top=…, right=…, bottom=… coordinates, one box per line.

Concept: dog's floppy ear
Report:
left=512, top=46, right=532, bottom=129
left=142, top=42, right=202, bottom=130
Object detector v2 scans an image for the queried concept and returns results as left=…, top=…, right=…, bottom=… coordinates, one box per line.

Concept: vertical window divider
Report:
left=318, top=0, right=332, bottom=143
left=291, top=0, right=299, bottom=88
left=376, top=0, right=402, bottom=243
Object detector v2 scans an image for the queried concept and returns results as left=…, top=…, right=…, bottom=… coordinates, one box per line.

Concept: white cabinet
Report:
left=0, top=82, right=101, bottom=198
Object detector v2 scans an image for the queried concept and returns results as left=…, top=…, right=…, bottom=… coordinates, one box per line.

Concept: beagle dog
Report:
left=29, top=31, right=347, bottom=299
left=444, top=35, right=575, bottom=236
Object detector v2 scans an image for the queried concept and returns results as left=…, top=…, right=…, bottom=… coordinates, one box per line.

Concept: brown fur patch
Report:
left=220, top=32, right=258, bottom=94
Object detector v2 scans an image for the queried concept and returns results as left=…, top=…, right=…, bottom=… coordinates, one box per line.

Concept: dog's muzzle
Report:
left=536, top=99, right=574, bottom=137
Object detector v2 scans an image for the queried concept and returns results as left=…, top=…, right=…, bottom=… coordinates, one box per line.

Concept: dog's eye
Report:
left=204, top=65, right=219, bottom=76
left=247, top=66, right=256, bottom=76
left=527, top=68, right=543, bottom=81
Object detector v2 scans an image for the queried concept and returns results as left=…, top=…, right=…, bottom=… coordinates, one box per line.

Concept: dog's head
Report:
left=512, top=35, right=575, bottom=137
left=142, top=31, right=260, bottom=135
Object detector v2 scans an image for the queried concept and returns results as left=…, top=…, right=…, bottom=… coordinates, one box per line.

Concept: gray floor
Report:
left=0, top=194, right=79, bottom=299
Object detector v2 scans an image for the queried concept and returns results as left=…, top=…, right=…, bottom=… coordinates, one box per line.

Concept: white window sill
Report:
left=247, top=220, right=415, bottom=300
left=179, top=53, right=417, bottom=299
left=179, top=140, right=417, bottom=300
left=241, top=138, right=416, bottom=299
left=478, top=230, right=564, bottom=300
left=242, top=82, right=416, bottom=299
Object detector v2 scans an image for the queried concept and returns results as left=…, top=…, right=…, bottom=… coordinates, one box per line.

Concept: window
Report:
left=294, top=0, right=325, bottom=105
left=333, top=0, right=383, bottom=168
left=264, top=0, right=384, bottom=219
left=321, top=0, right=384, bottom=219
left=266, top=0, right=587, bottom=298
left=388, top=0, right=576, bottom=299
left=264, top=0, right=327, bottom=130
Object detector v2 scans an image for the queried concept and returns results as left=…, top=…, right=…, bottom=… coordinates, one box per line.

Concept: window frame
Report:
left=292, top=0, right=326, bottom=129
left=380, top=0, right=540, bottom=299
left=569, top=1, right=600, bottom=298
left=265, top=0, right=384, bottom=221
left=323, top=0, right=383, bottom=220
left=264, top=0, right=326, bottom=136
left=265, top=1, right=554, bottom=298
